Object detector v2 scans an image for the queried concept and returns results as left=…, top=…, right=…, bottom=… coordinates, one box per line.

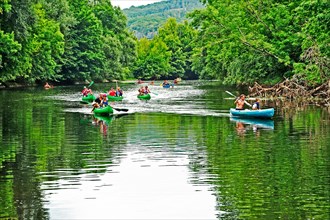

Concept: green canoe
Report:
left=107, top=95, right=124, bottom=101
left=137, top=93, right=151, bottom=100
left=81, top=94, right=95, bottom=103
left=93, top=105, right=114, bottom=116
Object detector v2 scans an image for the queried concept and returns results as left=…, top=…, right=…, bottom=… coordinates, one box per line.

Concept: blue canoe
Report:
left=163, top=84, right=172, bottom=88
left=230, top=108, right=275, bottom=119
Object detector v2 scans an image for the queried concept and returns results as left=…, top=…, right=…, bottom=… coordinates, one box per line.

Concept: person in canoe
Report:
left=101, top=94, right=108, bottom=106
left=162, top=80, right=170, bottom=86
left=116, top=87, right=123, bottom=97
left=138, top=86, right=145, bottom=95
left=108, top=88, right=116, bottom=96
left=44, top=82, right=53, bottom=89
left=234, top=94, right=249, bottom=110
left=82, top=86, right=92, bottom=97
left=252, top=98, right=261, bottom=110
left=92, top=94, right=103, bottom=112
left=144, top=86, right=150, bottom=94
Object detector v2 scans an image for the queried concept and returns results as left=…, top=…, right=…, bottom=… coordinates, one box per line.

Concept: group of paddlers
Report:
left=235, top=94, right=261, bottom=110
left=138, top=86, right=151, bottom=95
left=137, top=78, right=181, bottom=85
left=82, top=86, right=123, bottom=97
left=92, top=93, right=109, bottom=111
left=82, top=86, right=123, bottom=111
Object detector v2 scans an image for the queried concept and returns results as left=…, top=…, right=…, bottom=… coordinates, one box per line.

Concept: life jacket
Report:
left=109, top=90, right=116, bottom=96
left=116, top=90, right=123, bottom=96
left=253, top=102, right=260, bottom=109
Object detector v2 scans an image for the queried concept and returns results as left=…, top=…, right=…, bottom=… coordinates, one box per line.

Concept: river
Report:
left=0, top=81, right=329, bottom=219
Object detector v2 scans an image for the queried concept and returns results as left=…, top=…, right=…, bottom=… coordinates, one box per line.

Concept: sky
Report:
left=111, top=0, right=164, bottom=9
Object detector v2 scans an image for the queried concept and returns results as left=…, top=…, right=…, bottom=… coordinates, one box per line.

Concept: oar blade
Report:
left=113, top=107, right=129, bottom=112
left=225, top=90, right=236, bottom=97
left=88, top=81, right=94, bottom=88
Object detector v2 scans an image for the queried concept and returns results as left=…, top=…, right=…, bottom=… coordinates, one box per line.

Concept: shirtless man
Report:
left=234, top=94, right=246, bottom=110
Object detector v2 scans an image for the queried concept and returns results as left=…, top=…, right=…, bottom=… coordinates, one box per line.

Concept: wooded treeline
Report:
left=0, top=0, right=136, bottom=85
left=1, top=0, right=329, bottom=87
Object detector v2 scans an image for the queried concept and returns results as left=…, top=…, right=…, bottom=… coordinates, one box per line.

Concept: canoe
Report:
left=137, top=93, right=151, bottom=100
left=82, top=94, right=95, bottom=103
left=230, top=108, right=275, bottom=119
left=107, top=95, right=124, bottom=101
left=230, top=117, right=274, bottom=130
left=93, top=105, right=114, bottom=116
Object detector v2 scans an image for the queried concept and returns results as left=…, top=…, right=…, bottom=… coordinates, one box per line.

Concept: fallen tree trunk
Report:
left=249, top=79, right=330, bottom=106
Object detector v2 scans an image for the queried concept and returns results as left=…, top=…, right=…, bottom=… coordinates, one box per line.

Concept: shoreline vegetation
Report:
left=1, top=78, right=329, bottom=107
left=0, top=0, right=328, bottom=106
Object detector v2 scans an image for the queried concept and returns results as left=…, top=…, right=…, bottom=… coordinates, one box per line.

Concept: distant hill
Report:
left=123, top=0, right=204, bottom=39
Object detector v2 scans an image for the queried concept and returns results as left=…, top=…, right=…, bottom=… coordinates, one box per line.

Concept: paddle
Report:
left=112, top=107, right=129, bottom=112
left=225, top=90, right=252, bottom=107
left=151, top=92, right=158, bottom=95
left=88, top=81, right=94, bottom=88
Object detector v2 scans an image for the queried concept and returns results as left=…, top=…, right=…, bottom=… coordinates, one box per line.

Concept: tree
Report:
left=61, top=0, right=104, bottom=82
left=133, top=37, right=171, bottom=79
left=189, top=0, right=329, bottom=85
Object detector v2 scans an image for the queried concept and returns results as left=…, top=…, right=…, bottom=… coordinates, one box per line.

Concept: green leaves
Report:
left=0, top=30, right=21, bottom=81
left=0, top=0, right=137, bottom=85
left=133, top=18, right=197, bottom=80
left=188, top=0, right=330, bottom=85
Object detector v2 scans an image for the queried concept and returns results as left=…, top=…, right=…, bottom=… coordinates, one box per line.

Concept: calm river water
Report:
left=0, top=81, right=329, bottom=219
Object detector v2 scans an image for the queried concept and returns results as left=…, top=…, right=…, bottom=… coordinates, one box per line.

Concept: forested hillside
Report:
left=123, top=0, right=204, bottom=39
left=0, top=0, right=136, bottom=86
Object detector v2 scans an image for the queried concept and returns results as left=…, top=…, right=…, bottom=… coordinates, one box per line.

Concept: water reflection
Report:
left=230, top=117, right=274, bottom=136
left=42, top=151, right=218, bottom=219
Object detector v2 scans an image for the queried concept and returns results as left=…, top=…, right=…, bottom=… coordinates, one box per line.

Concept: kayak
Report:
left=107, top=95, right=124, bottom=101
left=230, top=117, right=274, bottom=130
left=163, top=84, right=171, bottom=88
left=230, top=108, right=275, bottom=119
left=137, top=93, right=151, bottom=100
left=81, top=94, right=95, bottom=103
left=93, top=105, right=114, bottom=116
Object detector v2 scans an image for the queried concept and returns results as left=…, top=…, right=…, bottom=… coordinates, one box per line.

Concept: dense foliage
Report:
left=0, top=0, right=136, bottom=85
left=132, top=0, right=329, bottom=85
left=132, top=18, right=198, bottom=80
left=123, top=0, right=204, bottom=39
left=1, top=0, right=329, bottom=86
left=189, top=0, right=330, bottom=85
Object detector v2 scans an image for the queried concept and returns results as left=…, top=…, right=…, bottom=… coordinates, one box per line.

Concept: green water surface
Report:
left=0, top=81, right=329, bottom=219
